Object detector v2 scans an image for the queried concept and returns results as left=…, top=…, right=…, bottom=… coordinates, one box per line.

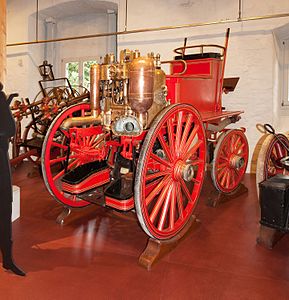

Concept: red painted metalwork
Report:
left=260, top=134, right=289, bottom=180
left=41, top=29, right=249, bottom=240
left=134, top=104, right=206, bottom=239
left=167, top=58, right=223, bottom=113
left=105, top=196, right=134, bottom=211
left=62, top=168, right=111, bottom=194
left=42, top=103, right=105, bottom=208
left=211, top=129, right=249, bottom=193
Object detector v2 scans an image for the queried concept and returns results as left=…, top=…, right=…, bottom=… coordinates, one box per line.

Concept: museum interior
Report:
left=1, top=0, right=289, bottom=298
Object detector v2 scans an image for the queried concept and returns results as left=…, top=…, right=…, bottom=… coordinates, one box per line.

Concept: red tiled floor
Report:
left=0, top=162, right=288, bottom=299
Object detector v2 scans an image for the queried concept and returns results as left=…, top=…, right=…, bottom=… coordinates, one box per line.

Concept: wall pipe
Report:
left=238, top=0, right=242, bottom=21
left=36, top=0, right=39, bottom=41
left=7, top=12, right=289, bottom=47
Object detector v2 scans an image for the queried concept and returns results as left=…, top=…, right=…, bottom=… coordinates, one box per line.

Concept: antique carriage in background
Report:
left=256, top=124, right=289, bottom=188
left=10, top=61, right=88, bottom=166
left=41, top=29, right=249, bottom=240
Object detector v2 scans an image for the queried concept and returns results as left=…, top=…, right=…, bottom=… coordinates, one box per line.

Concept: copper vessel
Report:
left=128, top=56, right=154, bottom=113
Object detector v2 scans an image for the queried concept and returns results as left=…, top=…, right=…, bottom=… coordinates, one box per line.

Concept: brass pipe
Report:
left=60, top=115, right=101, bottom=130
left=90, top=64, right=100, bottom=117
left=61, top=64, right=101, bottom=130
left=7, top=12, right=289, bottom=47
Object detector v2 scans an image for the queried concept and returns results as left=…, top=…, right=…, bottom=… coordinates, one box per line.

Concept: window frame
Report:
left=61, top=56, right=100, bottom=89
left=281, top=38, right=289, bottom=107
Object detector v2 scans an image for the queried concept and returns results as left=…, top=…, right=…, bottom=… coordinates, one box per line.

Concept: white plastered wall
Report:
left=6, top=0, right=117, bottom=148
left=116, top=0, right=289, bottom=171
left=6, top=0, right=289, bottom=171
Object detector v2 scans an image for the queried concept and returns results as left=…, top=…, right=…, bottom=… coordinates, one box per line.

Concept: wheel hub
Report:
left=182, top=164, right=195, bottom=182
left=229, top=155, right=245, bottom=169
left=173, top=160, right=194, bottom=182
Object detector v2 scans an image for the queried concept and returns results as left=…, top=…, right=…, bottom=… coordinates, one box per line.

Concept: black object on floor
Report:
left=259, top=174, right=289, bottom=231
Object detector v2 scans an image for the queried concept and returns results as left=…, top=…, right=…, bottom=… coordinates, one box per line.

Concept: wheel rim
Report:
left=42, top=103, right=105, bottom=208
left=135, top=104, right=206, bottom=240
left=212, top=129, right=249, bottom=193
left=256, top=134, right=289, bottom=185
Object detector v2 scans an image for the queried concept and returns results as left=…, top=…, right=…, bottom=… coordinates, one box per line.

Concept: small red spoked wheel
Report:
left=256, top=133, right=289, bottom=188
left=42, top=103, right=104, bottom=208
left=211, top=129, right=249, bottom=194
left=135, top=104, right=206, bottom=240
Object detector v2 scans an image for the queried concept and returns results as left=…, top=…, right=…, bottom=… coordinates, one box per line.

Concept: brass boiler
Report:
left=128, top=55, right=155, bottom=113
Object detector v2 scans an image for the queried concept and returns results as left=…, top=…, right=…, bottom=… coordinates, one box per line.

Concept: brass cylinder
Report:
left=90, top=64, right=100, bottom=117
left=128, top=56, right=154, bottom=113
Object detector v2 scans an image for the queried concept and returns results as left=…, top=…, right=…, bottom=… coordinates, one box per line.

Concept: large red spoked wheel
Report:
left=256, top=133, right=289, bottom=188
left=211, top=129, right=249, bottom=193
left=135, top=104, right=206, bottom=240
left=42, top=103, right=105, bottom=208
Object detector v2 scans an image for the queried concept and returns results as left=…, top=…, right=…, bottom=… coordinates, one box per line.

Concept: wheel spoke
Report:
left=175, top=111, right=183, bottom=156
left=181, top=124, right=200, bottom=157
left=149, top=181, right=172, bottom=223
left=145, top=170, right=170, bottom=182
left=60, top=129, right=70, bottom=138
left=233, top=135, right=241, bottom=152
left=157, top=133, right=173, bottom=162
left=157, top=185, right=173, bottom=231
left=169, top=184, right=176, bottom=229
left=180, top=178, right=192, bottom=202
left=179, top=114, right=193, bottom=153
left=220, top=169, right=228, bottom=187
left=182, top=140, right=203, bottom=161
left=217, top=167, right=227, bottom=181
left=167, top=118, right=176, bottom=159
left=49, top=155, right=78, bottom=166
left=51, top=142, right=68, bottom=150
left=230, top=135, right=235, bottom=153
left=225, top=169, right=230, bottom=188
left=176, top=183, right=184, bottom=220
left=88, top=134, right=97, bottom=146
left=235, top=141, right=245, bottom=154
left=217, top=162, right=227, bottom=170
left=150, top=153, right=172, bottom=168
left=145, top=175, right=171, bottom=206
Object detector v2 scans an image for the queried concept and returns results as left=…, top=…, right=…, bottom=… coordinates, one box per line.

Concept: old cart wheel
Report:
left=135, top=104, right=206, bottom=240
left=22, top=120, right=47, bottom=164
left=256, top=133, right=289, bottom=190
left=42, top=103, right=103, bottom=208
left=211, top=129, right=249, bottom=194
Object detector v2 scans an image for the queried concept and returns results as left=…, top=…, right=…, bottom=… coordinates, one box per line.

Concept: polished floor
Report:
left=1, top=162, right=289, bottom=299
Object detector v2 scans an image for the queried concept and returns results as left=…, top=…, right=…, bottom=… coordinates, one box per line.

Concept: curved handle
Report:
left=264, top=123, right=275, bottom=135
left=161, top=59, right=187, bottom=75
left=7, top=93, right=19, bottom=105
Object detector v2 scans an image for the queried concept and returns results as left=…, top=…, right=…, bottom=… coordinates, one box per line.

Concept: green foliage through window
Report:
left=65, top=62, right=79, bottom=87
left=83, top=60, right=97, bottom=89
